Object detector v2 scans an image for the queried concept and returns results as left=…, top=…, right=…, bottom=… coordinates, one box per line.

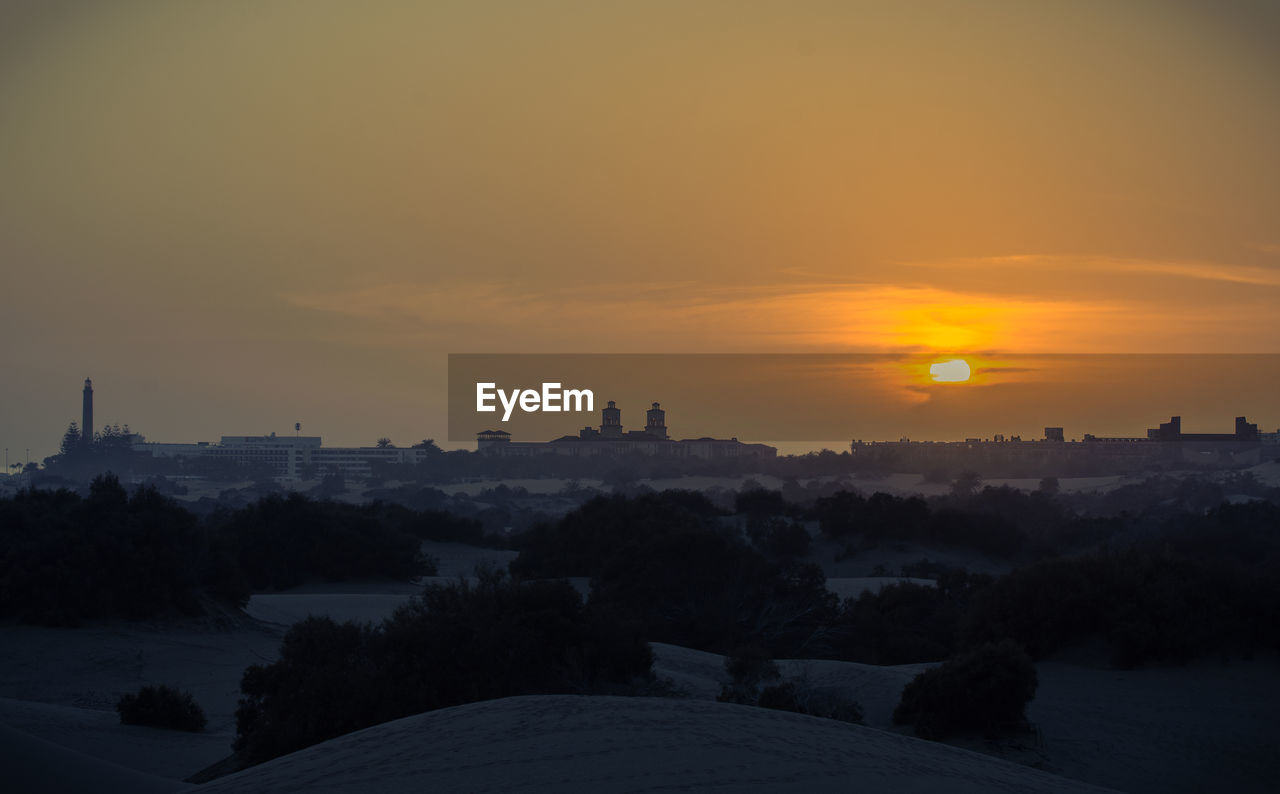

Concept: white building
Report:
left=134, top=433, right=434, bottom=478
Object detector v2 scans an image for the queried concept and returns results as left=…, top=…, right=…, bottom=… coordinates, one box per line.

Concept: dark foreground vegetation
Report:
left=0, top=474, right=488, bottom=624
left=231, top=472, right=1277, bottom=764
left=716, top=645, right=865, bottom=724
left=231, top=572, right=653, bottom=767
left=513, top=490, right=1280, bottom=670
left=117, top=684, right=208, bottom=732
left=893, top=640, right=1038, bottom=739
left=6, top=470, right=1278, bottom=767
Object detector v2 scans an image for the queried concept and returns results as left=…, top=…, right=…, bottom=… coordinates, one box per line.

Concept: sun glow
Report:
left=929, top=359, right=972, bottom=383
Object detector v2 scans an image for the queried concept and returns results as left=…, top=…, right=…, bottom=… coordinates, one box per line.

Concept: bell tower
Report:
left=645, top=402, right=667, bottom=439
left=600, top=400, right=623, bottom=438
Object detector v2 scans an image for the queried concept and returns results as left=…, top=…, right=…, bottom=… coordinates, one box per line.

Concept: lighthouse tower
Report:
left=82, top=378, right=94, bottom=447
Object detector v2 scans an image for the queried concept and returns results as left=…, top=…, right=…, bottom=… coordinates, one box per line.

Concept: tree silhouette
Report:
left=60, top=422, right=82, bottom=455
left=375, top=437, right=394, bottom=448
left=951, top=470, right=982, bottom=499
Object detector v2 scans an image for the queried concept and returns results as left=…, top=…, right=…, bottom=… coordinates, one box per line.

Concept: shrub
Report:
left=735, top=488, right=789, bottom=517
left=759, top=679, right=864, bottom=724
left=234, top=572, right=653, bottom=767
left=117, top=685, right=207, bottom=732
left=0, top=484, right=441, bottom=624
left=761, top=519, right=811, bottom=559
left=719, top=648, right=863, bottom=724
left=516, top=492, right=836, bottom=657
left=960, top=551, right=1275, bottom=666
left=893, top=640, right=1037, bottom=739
left=717, top=645, right=780, bottom=704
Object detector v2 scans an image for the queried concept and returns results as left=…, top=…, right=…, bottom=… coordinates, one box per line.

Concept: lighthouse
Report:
left=82, top=378, right=94, bottom=447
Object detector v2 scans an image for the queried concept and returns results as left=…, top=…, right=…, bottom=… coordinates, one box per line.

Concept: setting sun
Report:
left=929, top=359, right=972, bottom=383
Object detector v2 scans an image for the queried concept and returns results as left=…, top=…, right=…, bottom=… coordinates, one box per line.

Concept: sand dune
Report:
left=1027, top=659, right=1280, bottom=794
left=653, top=642, right=1280, bottom=793
left=0, top=697, right=227, bottom=781
left=1, top=721, right=185, bottom=794
left=2, top=620, right=1275, bottom=791
left=196, top=695, right=1112, bottom=793
left=652, top=642, right=930, bottom=729
left=0, top=622, right=281, bottom=731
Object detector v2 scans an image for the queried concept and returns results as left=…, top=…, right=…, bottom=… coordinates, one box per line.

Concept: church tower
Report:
left=600, top=400, right=623, bottom=438
left=645, top=402, right=668, bottom=439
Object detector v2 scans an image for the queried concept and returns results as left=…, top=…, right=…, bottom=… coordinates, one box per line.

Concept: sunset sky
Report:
left=2, top=1, right=1278, bottom=459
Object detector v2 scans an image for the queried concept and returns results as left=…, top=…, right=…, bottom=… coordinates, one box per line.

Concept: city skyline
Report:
left=12, top=367, right=1276, bottom=470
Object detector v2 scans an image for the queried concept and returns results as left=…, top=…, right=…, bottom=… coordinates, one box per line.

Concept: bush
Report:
left=234, top=572, right=653, bottom=767
left=960, top=550, right=1276, bottom=666
left=214, top=493, right=433, bottom=590
left=717, top=645, right=780, bottom=704
left=0, top=483, right=443, bottom=624
left=893, top=640, right=1037, bottom=739
left=516, top=492, right=836, bottom=657
left=761, top=519, right=811, bottom=559
left=0, top=477, right=207, bottom=624
left=758, top=679, right=864, bottom=724
left=718, top=647, right=863, bottom=724
left=117, top=685, right=207, bottom=732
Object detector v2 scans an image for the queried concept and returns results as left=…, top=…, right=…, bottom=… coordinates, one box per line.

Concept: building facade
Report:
left=476, top=401, right=776, bottom=459
left=134, top=433, right=436, bottom=478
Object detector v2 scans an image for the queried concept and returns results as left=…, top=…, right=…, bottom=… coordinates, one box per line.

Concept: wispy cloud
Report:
left=283, top=280, right=1185, bottom=354
left=904, top=254, right=1280, bottom=288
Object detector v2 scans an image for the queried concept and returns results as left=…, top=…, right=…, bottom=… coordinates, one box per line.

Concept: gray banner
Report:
left=447, top=353, right=1280, bottom=445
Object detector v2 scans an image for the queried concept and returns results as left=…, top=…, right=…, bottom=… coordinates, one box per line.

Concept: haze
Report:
left=2, top=0, right=1278, bottom=459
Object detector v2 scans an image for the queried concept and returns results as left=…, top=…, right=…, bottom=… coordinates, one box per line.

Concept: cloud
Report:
left=283, top=280, right=1164, bottom=354
left=905, top=254, right=1280, bottom=288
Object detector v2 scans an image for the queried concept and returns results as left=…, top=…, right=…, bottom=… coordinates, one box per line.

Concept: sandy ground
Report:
left=1026, top=659, right=1280, bottom=793
left=0, top=697, right=221, bottom=782
left=2, top=615, right=1276, bottom=792
left=195, top=695, right=1111, bottom=794
left=3, top=518, right=1277, bottom=793
left=0, top=619, right=280, bottom=788
left=652, top=643, right=1280, bottom=793
left=651, top=643, right=930, bottom=727
left=241, top=542, right=523, bottom=626
left=0, top=622, right=280, bottom=731
left=3, top=721, right=185, bottom=794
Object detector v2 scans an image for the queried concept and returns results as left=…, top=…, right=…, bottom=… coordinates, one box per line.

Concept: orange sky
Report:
left=1, top=1, right=1277, bottom=458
